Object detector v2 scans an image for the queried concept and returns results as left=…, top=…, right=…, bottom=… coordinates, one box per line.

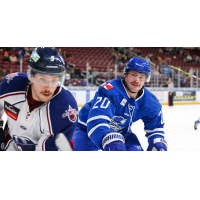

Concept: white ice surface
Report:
left=133, top=104, right=200, bottom=151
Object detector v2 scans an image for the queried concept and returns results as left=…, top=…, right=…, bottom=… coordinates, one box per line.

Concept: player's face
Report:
left=31, top=74, right=59, bottom=102
left=125, top=70, right=146, bottom=93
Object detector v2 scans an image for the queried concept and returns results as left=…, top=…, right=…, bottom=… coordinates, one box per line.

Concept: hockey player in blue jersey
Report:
left=73, top=57, right=167, bottom=151
left=0, top=47, right=78, bottom=151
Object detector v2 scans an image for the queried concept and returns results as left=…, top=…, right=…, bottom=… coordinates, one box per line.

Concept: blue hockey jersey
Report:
left=0, top=72, right=78, bottom=151
left=78, top=78, right=165, bottom=149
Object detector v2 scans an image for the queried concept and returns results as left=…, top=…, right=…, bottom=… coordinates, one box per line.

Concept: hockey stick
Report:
left=169, top=65, right=200, bottom=80
left=55, top=133, right=72, bottom=151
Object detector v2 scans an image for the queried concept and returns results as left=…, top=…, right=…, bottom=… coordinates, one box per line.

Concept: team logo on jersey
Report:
left=6, top=72, right=18, bottom=84
left=12, top=135, right=36, bottom=151
left=110, top=116, right=127, bottom=131
left=120, top=98, right=127, bottom=106
left=62, top=105, right=79, bottom=123
left=100, top=82, right=114, bottom=91
left=4, top=101, right=20, bottom=121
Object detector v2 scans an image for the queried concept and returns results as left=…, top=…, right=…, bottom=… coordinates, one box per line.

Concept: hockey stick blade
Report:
left=55, top=133, right=72, bottom=151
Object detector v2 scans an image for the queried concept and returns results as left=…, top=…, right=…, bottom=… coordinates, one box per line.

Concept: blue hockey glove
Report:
left=147, top=138, right=167, bottom=151
left=0, top=118, right=5, bottom=151
left=102, top=132, right=126, bottom=151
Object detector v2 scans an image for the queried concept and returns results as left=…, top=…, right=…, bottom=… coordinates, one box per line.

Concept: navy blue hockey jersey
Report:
left=78, top=78, right=165, bottom=149
left=0, top=72, right=78, bottom=151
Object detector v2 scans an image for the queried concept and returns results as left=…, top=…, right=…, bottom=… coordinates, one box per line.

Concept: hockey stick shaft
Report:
left=169, top=65, right=200, bottom=80
left=55, top=133, right=72, bottom=151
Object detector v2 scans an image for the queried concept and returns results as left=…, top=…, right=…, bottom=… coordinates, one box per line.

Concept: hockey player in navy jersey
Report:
left=0, top=47, right=78, bottom=151
left=73, top=57, right=167, bottom=151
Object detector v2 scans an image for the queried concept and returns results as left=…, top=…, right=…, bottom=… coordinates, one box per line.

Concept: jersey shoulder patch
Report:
left=100, top=82, right=114, bottom=91
left=48, top=88, right=78, bottom=141
left=62, top=104, right=79, bottom=123
left=49, top=87, right=79, bottom=126
left=5, top=72, right=19, bottom=84
left=98, top=79, right=128, bottom=107
left=0, top=72, right=28, bottom=95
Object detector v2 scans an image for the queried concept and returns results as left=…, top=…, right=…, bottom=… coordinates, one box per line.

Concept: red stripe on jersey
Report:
left=70, top=138, right=74, bottom=151
left=42, top=138, right=48, bottom=151
left=0, top=92, right=25, bottom=99
left=46, top=102, right=53, bottom=136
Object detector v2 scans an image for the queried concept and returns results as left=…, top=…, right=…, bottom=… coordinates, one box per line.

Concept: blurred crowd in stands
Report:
left=0, top=47, right=200, bottom=88
left=0, top=47, right=33, bottom=60
left=0, top=47, right=33, bottom=82
left=128, top=47, right=200, bottom=64
left=126, top=47, right=200, bottom=88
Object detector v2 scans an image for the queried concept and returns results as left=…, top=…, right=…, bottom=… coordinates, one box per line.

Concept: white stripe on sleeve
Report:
left=145, top=128, right=164, bottom=133
left=78, top=118, right=87, bottom=127
left=88, top=123, right=110, bottom=137
left=87, top=115, right=111, bottom=124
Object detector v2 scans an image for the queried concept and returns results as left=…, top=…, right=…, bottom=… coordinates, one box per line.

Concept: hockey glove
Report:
left=102, top=132, right=126, bottom=151
left=0, top=118, right=5, bottom=151
left=147, top=138, right=167, bottom=151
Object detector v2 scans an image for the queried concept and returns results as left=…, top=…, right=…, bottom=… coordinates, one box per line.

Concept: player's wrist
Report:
left=102, top=132, right=125, bottom=149
left=147, top=138, right=168, bottom=151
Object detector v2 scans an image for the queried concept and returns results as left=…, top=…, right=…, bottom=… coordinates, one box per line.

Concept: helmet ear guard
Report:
left=145, top=74, right=151, bottom=83
left=123, top=57, right=151, bottom=83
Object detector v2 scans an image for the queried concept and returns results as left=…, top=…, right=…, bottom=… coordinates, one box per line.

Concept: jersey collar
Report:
left=121, top=79, right=131, bottom=98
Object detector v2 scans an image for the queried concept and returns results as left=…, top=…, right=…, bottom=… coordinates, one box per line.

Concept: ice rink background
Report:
left=133, top=104, right=200, bottom=151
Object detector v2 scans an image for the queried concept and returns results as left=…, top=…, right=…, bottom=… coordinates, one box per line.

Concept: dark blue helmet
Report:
left=123, top=57, right=151, bottom=82
left=28, top=47, right=66, bottom=86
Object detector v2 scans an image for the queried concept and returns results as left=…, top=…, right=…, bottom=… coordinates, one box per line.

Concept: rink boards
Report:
left=69, top=88, right=200, bottom=107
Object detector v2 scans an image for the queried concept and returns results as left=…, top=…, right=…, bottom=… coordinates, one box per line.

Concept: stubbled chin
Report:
left=129, top=85, right=140, bottom=92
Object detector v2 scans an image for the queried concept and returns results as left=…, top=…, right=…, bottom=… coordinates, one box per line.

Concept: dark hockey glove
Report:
left=102, top=132, right=126, bottom=151
left=147, top=138, right=167, bottom=151
left=0, top=118, right=5, bottom=151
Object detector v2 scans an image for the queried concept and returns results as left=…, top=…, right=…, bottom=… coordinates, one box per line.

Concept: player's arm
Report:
left=87, top=91, right=126, bottom=151
left=0, top=73, right=28, bottom=151
left=36, top=121, right=77, bottom=151
left=142, top=107, right=167, bottom=151
left=36, top=99, right=78, bottom=151
left=0, top=78, right=9, bottom=151
left=0, top=84, right=5, bottom=151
